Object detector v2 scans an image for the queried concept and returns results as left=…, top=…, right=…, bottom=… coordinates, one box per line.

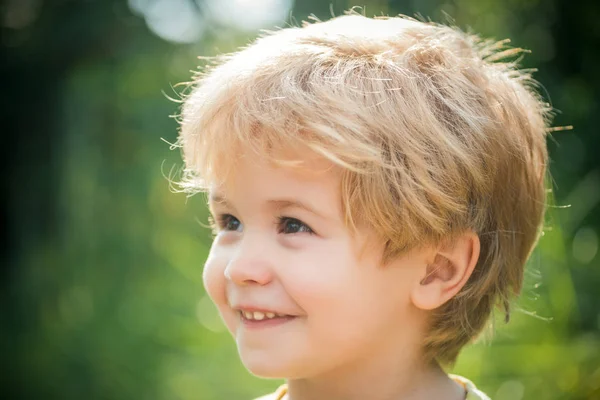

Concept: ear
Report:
left=410, top=231, right=480, bottom=311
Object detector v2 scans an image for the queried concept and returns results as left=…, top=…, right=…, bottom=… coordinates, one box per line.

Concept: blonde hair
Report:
left=176, top=11, right=550, bottom=364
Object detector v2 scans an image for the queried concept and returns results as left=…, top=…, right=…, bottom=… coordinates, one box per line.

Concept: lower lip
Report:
left=239, top=313, right=297, bottom=329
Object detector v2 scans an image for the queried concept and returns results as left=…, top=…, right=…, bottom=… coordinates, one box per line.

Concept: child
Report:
left=176, top=10, right=549, bottom=400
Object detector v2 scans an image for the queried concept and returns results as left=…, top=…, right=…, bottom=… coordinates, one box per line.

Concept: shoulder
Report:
left=450, top=374, right=492, bottom=400
left=253, top=385, right=287, bottom=400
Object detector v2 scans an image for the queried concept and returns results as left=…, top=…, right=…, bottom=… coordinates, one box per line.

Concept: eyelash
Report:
left=212, top=214, right=314, bottom=235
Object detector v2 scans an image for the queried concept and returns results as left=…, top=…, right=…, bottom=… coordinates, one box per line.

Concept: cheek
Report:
left=203, top=250, right=241, bottom=335
left=283, top=240, right=408, bottom=332
left=282, top=241, right=362, bottom=314
left=202, top=251, right=227, bottom=308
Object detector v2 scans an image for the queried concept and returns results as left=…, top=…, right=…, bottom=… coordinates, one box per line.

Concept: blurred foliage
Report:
left=1, top=0, right=599, bottom=399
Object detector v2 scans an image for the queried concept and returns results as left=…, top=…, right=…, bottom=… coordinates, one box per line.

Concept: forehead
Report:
left=209, top=151, right=342, bottom=210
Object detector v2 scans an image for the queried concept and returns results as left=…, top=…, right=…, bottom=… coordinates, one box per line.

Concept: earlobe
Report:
left=411, top=232, right=480, bottom=311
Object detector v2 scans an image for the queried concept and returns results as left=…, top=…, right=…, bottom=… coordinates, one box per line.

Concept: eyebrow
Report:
left=208, top=194, right=228, bottom=206
left=208, top=194, right=327, bottom=220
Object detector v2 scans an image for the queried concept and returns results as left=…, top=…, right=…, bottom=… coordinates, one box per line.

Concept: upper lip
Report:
left=232, top=304, right=292, bottom=316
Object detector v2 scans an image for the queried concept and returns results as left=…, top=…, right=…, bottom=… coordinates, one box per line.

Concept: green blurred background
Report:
left=1, top=0, right=599, bottom=399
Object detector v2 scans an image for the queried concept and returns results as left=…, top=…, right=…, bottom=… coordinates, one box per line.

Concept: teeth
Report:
left=240, top=310, right=286, bottom=320
left=253, top=311, right=265, bottom=320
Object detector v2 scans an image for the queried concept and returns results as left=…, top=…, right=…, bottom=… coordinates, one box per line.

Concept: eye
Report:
left=217, top=214, right=243, bottom=232
left=277, top=217, right=314, bottom=235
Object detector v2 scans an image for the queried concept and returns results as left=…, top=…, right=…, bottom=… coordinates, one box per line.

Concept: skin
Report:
left=203, top=151, right=478, bottom=400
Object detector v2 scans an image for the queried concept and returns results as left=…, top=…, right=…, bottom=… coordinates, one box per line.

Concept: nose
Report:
left=224, top=235, right=274, bottom=286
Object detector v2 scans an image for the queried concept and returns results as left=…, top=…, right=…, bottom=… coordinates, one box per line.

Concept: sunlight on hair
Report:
left=128, top=0, right=205, bottom=43
left=203, top=0, right=293, bottom=31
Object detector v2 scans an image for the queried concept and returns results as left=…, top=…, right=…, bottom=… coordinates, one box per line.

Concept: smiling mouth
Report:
left=239, top=310, right=290, bottom=321
left=237, top=309, right=299, bottom=329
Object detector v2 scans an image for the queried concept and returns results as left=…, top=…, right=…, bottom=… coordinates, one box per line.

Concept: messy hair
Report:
left=176, top=11, right=550, bottom=364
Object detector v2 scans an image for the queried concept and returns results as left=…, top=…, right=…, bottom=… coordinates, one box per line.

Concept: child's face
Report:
left=204, top=152, right=430, bottom=379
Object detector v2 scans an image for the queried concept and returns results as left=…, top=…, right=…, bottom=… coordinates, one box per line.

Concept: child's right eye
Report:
left=217, top=214, right=243, bottom=232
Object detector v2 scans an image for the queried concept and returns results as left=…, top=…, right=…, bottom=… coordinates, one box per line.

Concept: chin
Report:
left=240, top=354, right=288, bottom=378
left=244, top=364, right=289, bottom=379
left=240, top=351, right=306, bottom=379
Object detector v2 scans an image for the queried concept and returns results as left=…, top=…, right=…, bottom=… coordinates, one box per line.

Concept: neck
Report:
left=285, top=351, right=463, bottom=400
